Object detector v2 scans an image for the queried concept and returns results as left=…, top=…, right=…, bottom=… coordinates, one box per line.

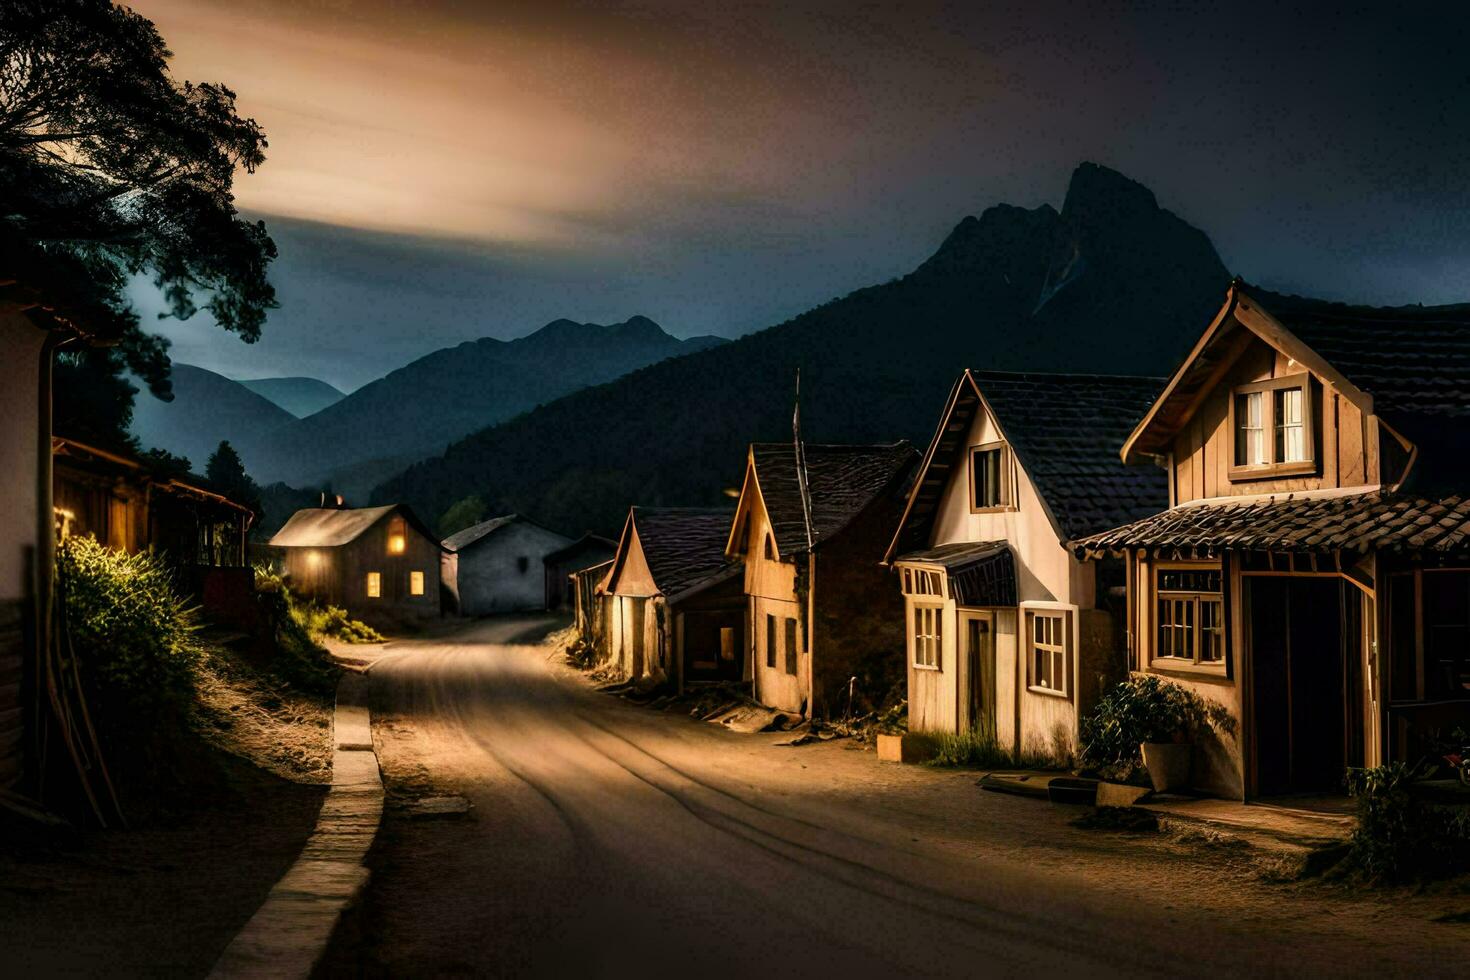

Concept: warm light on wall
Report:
left=388, top=533, right=406, bottom=554
left=307, top=550, right=324, bottom=568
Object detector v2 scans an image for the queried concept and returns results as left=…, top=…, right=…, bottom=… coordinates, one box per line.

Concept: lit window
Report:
left=1154, top=566, right=1224, bottom=668
left=912, top=605, right=942, bottom=669
left=970, top=443, right=1009, bottom=510
left=719, top=627, right=736, bottom=662
left=410, top=570, right=425, bottom=596
left=1231, top=375, right=1313, bottom=476
left=387, top=516, right=407, bottom=554
left=1027, top=610, right=1070, bottom=697
left=366, top=572, right=382, bottom=598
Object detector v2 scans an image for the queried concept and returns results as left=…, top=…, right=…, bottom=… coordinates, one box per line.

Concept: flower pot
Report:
left=1140, top=741, right=1191, bottom=792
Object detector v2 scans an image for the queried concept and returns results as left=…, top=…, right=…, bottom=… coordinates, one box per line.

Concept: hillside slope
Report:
left=130, top=364, right=296, bottom=471
left=374, top=163, right=1230, bottom=534
left=237, top=376, right=346, bottom=418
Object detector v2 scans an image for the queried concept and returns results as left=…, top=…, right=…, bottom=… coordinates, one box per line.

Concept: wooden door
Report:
left=962, top=611, right=995, bottom=741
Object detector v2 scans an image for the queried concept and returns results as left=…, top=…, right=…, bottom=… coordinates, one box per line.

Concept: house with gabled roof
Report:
left=440, top=514, right=572, bottom=615
left=1073, top=282, right=1470, bottom=798
left=602, top=507, right=743, bottom=688
left=725, top=442, right=918, bottom=718
left=884, top=371, right=1168, bottom=763
left=270, top=503, right=442, bottom=624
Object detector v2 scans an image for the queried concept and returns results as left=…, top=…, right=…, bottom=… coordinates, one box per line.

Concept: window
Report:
left=1229, top=375, right=1314, bottom=478
left=784, top=618, right=798, bottom=675
left=517, top=556, right=529, bottom=574
left=387, top=516, right=407, bottom=555
left=410, top=570, right=425, bottom=596
left=1027, top=611, right=1070, bottom=697
left=719, top=627, right=736, bottom=662
left=366, top=571, right=382, bottom=598
left=766, top=614, right=777, bottom=669
left=763, top=533, right=776, bottom=560
left=899, top=566, right=944, bottom=598
left=1153, top=566, right=1224, bottom=669
left=912, top=605, right=942, bottom=669
left=969, top=442, right=1009, bottom=511
left=1423, top=571, right=1470, bottom=700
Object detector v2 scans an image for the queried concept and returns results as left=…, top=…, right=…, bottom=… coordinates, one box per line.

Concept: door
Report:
left=961, top=611, right=995, bottom=741
left=1249, top=577, right=1353, bottom=796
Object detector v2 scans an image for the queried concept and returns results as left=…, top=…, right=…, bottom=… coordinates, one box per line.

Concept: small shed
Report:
left=543, top=533, right=617, bottom=610
left=269, top=504, right=442, bottom=625
left=441, top=514, right=572, bottom=616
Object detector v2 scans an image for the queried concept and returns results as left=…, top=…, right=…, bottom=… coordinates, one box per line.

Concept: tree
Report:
left=1, top=0, right=277, bottom=437
left=206, top=440, right=262, bottom=521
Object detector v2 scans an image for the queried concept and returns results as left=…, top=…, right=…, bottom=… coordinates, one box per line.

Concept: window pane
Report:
left=1235, top=391, right=1265, bottom=465
left=784, top=618, right=798, bottom=675
left=367, top=572, right=381, bottom=598
left=410, top=570, right=425, bottom=596
left=973, top=448, right=1003, bottom=507
left=1275, top=387, right=1306, bottom=463
left=1200, top=598, right=1224, bottom=663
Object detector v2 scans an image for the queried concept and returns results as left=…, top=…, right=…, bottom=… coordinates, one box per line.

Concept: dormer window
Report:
left=969, top=442, right=1011, bottom=513
left=1229, top=375, right=1314, bottom=479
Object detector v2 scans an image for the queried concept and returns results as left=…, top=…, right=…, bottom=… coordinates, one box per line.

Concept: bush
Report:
left=1080, top=675, right=1232, bottom=779
left=251, top=567, right=341, bottom=694
left=927, top=727, right=1059, bottom=770
left=58, top=536, right=200, bottom=728
left=1343, top=763, right=1470, bottom=883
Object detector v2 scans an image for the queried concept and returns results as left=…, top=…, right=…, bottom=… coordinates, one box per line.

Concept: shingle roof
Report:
left=751, top=442, right=917, bottom=555
left=269, top=505, right=398, bottom=547
left=543, top=532, right=617, bottom=565
left=632, top=508, right=738, bottom=596
left=439, top=514, right=555, bottom=553
left=1071, top=491, right=1470, bottom=558
left=894, top=541, right=1016, bottom=607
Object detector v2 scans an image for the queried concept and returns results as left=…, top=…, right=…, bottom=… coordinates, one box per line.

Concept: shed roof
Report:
left=544, top=532, right=618, bottom=565
left=269, top=504, right=432, bottom=548
left=886, top=371, right=1170, bottom=560
left=1071, top=490, right=1470, bottom=558
left=439, top=513, right=563, bottom=553
left=625, top=507, right=737, bottom=597
left=745, top=441, right=916, bottom=556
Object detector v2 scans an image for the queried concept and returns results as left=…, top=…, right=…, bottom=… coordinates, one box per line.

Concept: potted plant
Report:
left=1080, top=675, right=1230, bottom=794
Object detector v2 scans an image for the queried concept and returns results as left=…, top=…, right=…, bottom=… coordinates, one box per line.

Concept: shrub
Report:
left=1080, top=675, right=1233, bottom=778
left=926, top=727, right=1057, bottom=770
left=251, top=567, right=341, bottom=694
left=1343, top=763, right=1470, bottom=883
left=58, top=536, right=200, bottom=727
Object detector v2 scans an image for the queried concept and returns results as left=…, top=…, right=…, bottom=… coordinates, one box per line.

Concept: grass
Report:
left=925, top=728, right=1062, bottom=770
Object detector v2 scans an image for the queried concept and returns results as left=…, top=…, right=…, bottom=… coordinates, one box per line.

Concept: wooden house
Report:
left=1073, top=283, right=1470, bottom=798
left=724, top=442, right=918, bottom=719
left=270, top=504, right=442, bottom=625
left=884, top=372, right=1169, bottom=763
left=543, top=533, right=617, bottom=611
left=441, top=515, right=572, bottom=616
left=52, top=437, right=256, bottom=626
left=602, top=508, right=743, bottom=688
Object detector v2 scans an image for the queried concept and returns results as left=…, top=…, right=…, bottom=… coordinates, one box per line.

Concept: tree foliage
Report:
left=206, top=439, right=263, bottom=519
left=0, top=0, right=276, bottom=407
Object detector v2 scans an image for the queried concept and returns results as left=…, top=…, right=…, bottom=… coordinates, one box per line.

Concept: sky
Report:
left=128, top=0, right=1470, bottom=392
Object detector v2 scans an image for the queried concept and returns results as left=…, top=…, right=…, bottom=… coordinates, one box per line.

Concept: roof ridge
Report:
left=966, top=369, right=1168, bottom=383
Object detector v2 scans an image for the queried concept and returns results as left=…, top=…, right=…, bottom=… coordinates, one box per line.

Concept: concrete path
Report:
left=210, top=672, right=382, bottom=979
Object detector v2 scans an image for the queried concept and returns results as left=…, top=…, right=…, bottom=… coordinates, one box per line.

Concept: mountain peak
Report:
left=1061, top=162, right=1161, bottom=222
left=915, top=203, right=1058, bottom=282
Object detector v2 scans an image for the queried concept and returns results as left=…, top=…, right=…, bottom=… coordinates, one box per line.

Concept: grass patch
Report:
left=925, top=728, right=1059, bottom=770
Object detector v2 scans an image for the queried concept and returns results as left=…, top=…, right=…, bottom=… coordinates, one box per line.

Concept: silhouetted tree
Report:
left=1, top=0, right=276, bottom=441
left=206, top=440, right=263, bottom=521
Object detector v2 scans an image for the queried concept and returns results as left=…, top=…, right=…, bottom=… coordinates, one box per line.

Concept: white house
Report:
left=442, top=515, right=572, bottom=615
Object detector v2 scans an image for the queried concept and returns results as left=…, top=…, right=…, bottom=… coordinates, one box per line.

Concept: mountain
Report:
left=373, top=163, right=1230, bottom=535
left=237, top=375, right=346, bottom=417
left=245, top=316, right=726, bottom=496
left=130, top=363, right=297, bottom=471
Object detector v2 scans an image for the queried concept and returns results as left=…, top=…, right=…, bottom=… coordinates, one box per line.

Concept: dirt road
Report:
left=320, top=616, right=1469, bottom=978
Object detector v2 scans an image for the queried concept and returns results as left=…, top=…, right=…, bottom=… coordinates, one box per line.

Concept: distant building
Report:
left=269, top=504, right=442, bottom=624
left=543, top=532, right=617, bottom=611
left=885, top=372, right=1169, bottom=765
left=725, top=442, right=918, bottom=720
left=602, top=507, right=743, bottom=688
left=441, top=515, right=572, bottom=616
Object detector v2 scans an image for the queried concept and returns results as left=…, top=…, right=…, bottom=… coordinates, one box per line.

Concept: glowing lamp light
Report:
left=388, top=533, right=406, bottom=555
left=306, top=550, right=323, bottom=568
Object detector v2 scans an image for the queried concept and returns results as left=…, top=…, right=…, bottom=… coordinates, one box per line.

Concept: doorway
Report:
left=961, top=611, right=995, bottom=741
left=1248, top=577, right=1361, bottom=797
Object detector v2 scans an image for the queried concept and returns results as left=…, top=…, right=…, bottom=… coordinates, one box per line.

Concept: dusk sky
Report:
left=130, top=0, right=1470, bottom=391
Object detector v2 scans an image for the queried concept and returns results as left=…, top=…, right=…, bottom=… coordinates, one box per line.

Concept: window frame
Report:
left=911, top=602, right=943, bottom=671
left=409, top=570, right=425, bottom=596
left=967, top=440, right=1013, bottom=514
left=898, top=564, right=946, bottom=598
left=1023, top=605, right=1073, bottom=699
left=366, top=571, right=382, bottom=599
left=1227, top=373, right=1316, bottom=480
left=1149, top=562, right=1227, bottom=675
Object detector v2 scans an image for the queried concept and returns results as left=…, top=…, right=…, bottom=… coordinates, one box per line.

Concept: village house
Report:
left=270, top=503, right=442, bottom=625
left=543, top=532, right=617, bottom=611
left=52, top=436, right=256, bottom=627
left=601, top=507, right=743, bottom=689
left=1072, top=282, right=1470, bottom=799
left=724, top=442, right=918, bottom=719
left=884, top=372, right=1169, bottom=763
left=440, top=514, right=572, bottom=616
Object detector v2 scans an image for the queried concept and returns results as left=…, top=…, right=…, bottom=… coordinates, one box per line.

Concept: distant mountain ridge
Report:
left=374, top=163, right=1231, bottom=534
left=130, top=363, right=297, bottom=470
left=238, top=375, right=346, bottom=417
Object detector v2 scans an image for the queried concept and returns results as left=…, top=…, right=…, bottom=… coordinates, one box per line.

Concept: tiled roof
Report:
left=895, top=540, right=1008, bottom=569
left=632, top=508, right=738, bottom=597
left=1071, top=491, right=1470, bottom=557
left=969, top=372, right=1171, bottom=541
left=751, top=442, right=917, bottom=555
left=270, top=505, right=398, bottom=547
left=895, top=541, right=1015, bottom=608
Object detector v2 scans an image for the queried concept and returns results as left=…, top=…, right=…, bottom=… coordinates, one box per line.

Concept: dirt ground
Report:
left=320, top=615, right=1470, bottom=978
left=195, top=641, right=335, bottom=783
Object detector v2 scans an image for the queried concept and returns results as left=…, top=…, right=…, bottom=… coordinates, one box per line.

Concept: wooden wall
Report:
left=284, top=510, right=441, bottom=623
